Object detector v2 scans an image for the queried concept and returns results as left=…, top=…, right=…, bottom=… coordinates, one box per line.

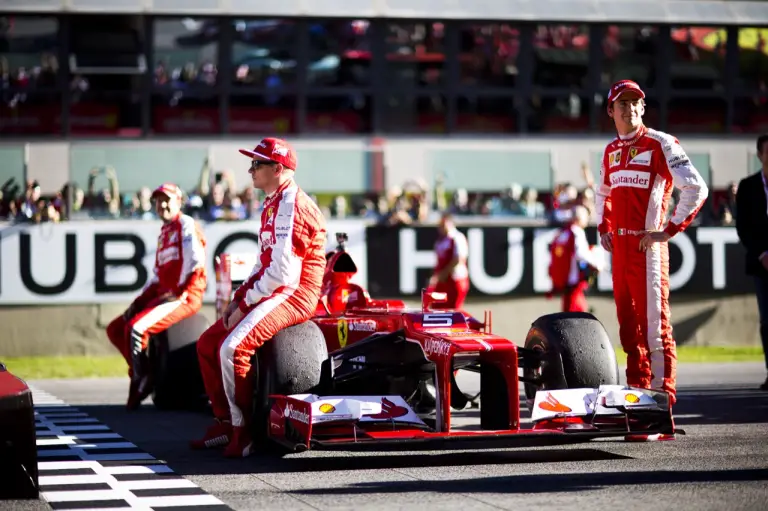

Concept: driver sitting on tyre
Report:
left=318, top=250, right=370, bottom=315
left=106, top=183, right=208, bottom=411
left=191, top=137, right=327, bottom=458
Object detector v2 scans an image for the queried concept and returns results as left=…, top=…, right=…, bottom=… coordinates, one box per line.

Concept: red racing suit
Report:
left=595, top=124, right=708, bottom=404
left=549, top=223, right=604, bottom=313
left=430, top=227, right=470, bottom=309
left=107, top=213, right=207, bottom=380
left=196, top=179, right=326, bottom=428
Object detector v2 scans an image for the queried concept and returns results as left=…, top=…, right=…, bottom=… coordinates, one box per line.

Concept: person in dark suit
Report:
left=735, top=133, right=768, bottom=390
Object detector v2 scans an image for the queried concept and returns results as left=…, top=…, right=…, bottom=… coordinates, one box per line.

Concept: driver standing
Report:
left=595, top=80, right=708, bottom=440
left=191, top=137, right=327, bottom=458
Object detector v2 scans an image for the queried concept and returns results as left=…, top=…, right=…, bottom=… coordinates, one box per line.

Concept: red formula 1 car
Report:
left=214, top=234, right=677, bottom=453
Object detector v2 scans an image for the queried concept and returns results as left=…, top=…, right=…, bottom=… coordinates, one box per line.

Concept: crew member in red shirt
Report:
left=428, top=213, right=470, bottom=309
left=320, top=250, right=370, bottom=314
left=548, top=205, right=605, bottom=312
left=191, top=137, right=326, bottom=458
left=596, top=80, right=708, bottom=438
left=106, top=183, right=207, bottom=410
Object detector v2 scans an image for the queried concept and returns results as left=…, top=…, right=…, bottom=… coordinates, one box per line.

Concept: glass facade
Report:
left=2, top=14, right=767, bottom=137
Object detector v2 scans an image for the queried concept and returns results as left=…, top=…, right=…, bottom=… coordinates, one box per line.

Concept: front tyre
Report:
left=523, top=312, right=619, bottom=404
left=250, top=320, right=328, bottom=454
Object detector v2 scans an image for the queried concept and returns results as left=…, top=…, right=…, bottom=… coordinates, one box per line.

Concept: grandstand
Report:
left=1, top=0, right=766, bottom=226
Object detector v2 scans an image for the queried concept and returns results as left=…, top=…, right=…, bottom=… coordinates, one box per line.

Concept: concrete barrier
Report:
left=0, top=294, right=762, bottom=358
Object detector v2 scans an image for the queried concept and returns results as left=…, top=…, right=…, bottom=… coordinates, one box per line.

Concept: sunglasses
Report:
left=250, top=160, right=279, bottom=170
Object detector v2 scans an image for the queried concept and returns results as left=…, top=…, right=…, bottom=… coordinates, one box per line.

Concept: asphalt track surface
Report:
left=13, top=362, right=768, bottom=511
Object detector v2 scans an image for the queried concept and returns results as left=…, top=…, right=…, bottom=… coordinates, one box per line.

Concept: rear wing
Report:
left=214, top=253, right=260, bottom=320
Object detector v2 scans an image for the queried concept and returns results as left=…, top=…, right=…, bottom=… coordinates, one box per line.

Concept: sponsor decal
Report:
left=284, top=403, right=310, bottom=424
left=538, top=393, right=572, bottom=413
left=318, top=403, right=336, bottom=413
left=157, top=246, right=179, bottom=266
left=629, top=147, right=638, bottom=160
left=608, top=149, right=622, bottom=168
left=422, top=312, right=454, bottom=327
left=424, top=338, right=452, bottom=357
left=610, top=170, right=651, bottom=189
left=263, top=207, right=276, bottom=227
left=624, top=393, right=640, bottom=404
left=349, top=319, right=377, bottom=332
left=260, top=230, right=274, bottom=249
left=364, top=397, right=408, bottom=419
left=337, top=318, right=349, bottom=348
left=628, top=149, right=652, bottom=166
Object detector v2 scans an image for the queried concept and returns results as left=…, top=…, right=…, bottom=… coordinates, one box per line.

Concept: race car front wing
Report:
left=266, top=385, right=677, bottom=452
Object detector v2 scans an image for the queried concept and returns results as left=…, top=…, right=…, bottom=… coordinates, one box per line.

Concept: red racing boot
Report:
left=223, top=426, right=254, bottom=458
left=189, top=419, right=233, bottom=450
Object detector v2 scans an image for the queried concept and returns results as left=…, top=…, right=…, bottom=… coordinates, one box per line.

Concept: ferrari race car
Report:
left=208, top=233, right=677, bottom=453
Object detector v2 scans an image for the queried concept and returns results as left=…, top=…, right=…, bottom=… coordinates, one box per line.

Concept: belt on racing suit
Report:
left=616, top=228, right=644, bottom=236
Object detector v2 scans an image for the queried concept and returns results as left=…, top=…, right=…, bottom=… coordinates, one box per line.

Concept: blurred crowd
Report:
left=0, top=158, right=738, bottom=228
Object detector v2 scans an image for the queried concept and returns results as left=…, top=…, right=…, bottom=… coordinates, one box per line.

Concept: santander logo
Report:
left=284, top=403, right=310, bottom=424
left=610, top=170, right=651, bottom=189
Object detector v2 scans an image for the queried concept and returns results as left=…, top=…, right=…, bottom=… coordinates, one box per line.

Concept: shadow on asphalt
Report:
left=163, top=449, right=632, bottom=477
left=285, top=468, right=768, bottom=496
left=672, top=385, right=768, bottom=426
left=59, top=384, right=768, bottom=478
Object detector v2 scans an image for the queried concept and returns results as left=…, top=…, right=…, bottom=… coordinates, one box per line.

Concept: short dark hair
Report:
left=757, top=134, right=768, bottom=155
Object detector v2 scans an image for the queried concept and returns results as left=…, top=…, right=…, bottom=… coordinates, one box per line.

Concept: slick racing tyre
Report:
left=523, top=312, right=619, bottom=405
left=150, top=313, right=211, bottom=411
left=250, top=320, right=328, bottom=454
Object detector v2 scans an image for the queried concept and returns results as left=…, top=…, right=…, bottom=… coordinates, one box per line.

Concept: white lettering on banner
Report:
left=668, top=234, right=696, bottom=291
left=697, top=227, right=740, bottom=290
left=398, top=228, right=437, bottom=294
left=0, top=219, right=367, bottom=305
left=467, top=228, right=525, bottom=294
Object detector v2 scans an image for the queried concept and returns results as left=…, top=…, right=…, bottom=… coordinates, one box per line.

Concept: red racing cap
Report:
left=152, top=182, right=183, bottom=202
left=239, top=137, right=298, bottom=170
left=607, top=80, right=646, bottom=104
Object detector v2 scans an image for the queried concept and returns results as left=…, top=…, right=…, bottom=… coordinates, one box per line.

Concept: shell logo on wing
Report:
left=624, top=393, right=640, bottom=404
left=318, top=403, right=336, bottom=413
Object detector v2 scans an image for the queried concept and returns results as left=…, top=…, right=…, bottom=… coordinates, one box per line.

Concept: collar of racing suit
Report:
left=163, top=212, right=182, bottom=226
left=264, top=178, right=295, bottom=202
left=614, top=124, right=648, bottom=147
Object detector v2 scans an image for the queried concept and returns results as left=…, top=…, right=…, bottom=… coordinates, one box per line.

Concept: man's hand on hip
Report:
left=760, top=252, right=768, bottom=272
left=639, top=230, right=671, bottom=251
left=600, top=232, right=614, bottom=252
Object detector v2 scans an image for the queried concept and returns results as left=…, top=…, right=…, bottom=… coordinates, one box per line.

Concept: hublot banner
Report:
left=0, top=220, right=368, bottom=305
left=364, top=225, right=753, bottom=297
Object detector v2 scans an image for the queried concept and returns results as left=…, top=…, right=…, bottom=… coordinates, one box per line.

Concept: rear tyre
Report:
left=250, top=320, right=328, bottom=454
left=150, top=313, right=211, bottom=411
left=523, top=312, right=619, bottom=405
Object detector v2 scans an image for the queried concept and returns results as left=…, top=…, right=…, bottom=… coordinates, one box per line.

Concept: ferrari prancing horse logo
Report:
left=337, top=318, right=348, bottom=348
